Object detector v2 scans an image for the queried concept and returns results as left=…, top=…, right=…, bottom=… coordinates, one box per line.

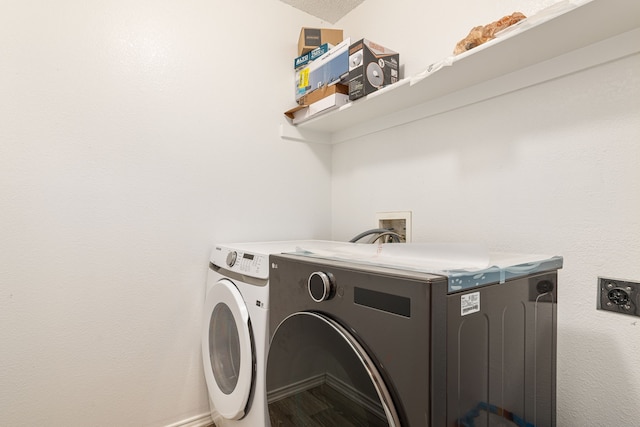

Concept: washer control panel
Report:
left=212, top=246, right=269, bottom=279
left=211, top=240, right=352, bottom=281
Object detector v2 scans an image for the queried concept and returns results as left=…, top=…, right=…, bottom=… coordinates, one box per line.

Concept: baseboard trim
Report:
left=325, top=374, right=386, bottom=420
left=267, top=373, right=386, bottom=420
left=267, top=373, right=325, bottom=403
left=164, top=412, right=213, bottom=427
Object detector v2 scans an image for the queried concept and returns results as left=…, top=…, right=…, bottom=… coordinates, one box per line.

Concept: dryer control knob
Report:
left=308, top=271, right=335, bottom=302
left=226, top=251, right=238, bottom=268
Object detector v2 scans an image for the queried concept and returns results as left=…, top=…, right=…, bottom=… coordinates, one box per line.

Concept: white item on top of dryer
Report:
left=293, top=241, right=563, bottom=292
left=295, top=241, right=491, bottom=270
left=201, top=239, right=355, bottom=427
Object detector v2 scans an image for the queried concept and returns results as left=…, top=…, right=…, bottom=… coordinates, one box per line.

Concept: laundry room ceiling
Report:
left=279, top=0, right=365, bottom=24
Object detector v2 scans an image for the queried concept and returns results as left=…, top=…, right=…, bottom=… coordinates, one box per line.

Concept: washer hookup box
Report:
left=348, top=39, right=399, bottom=100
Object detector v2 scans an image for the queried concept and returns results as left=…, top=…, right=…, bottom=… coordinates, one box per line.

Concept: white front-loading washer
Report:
left=202, top=240, right=352, bottom=426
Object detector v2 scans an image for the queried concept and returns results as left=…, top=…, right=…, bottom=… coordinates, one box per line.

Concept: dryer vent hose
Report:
left=349, top=228, right=402, bottom=244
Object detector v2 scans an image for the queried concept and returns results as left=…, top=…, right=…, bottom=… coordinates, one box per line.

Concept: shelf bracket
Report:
left=279, top=123, right=331, bottom=144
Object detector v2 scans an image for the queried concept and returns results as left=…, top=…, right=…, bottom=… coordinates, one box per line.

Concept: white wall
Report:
left=335, top=1, right=640, bottom=426
left=3, top=0, right=638, bottom=425
left=0, top=1, right=332, bottom=426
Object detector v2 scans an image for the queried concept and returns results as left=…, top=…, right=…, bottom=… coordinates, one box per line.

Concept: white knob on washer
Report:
left=226, top=251, right=237, bottom=267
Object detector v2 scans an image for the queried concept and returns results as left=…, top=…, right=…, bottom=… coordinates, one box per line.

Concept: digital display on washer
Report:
left=354, top=287, right=411, bottom=318
left=243, top=253, right=255, bottom=260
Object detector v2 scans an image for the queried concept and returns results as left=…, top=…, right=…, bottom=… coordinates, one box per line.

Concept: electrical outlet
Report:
left=597, top=277, right=640, bottom=318
left=375, top=211, right=412, bottom=243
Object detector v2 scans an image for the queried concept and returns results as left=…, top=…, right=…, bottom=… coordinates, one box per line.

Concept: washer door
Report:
left=202, top=279, right=254, bottom=420
left=266, top=312, right=400, bottom=426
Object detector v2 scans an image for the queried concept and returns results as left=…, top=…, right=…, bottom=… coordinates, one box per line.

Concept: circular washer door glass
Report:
left=202, top=278, right=252, bottom=420
left=210, top=302, right=241, bottom=394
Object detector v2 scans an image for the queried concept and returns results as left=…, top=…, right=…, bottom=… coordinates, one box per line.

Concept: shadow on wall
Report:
left=337, top=52, right=638, bottom=172
left=558, top=322, right=639, bottom=425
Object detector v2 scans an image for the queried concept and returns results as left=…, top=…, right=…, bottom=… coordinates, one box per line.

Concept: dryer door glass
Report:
left=266, top=312, right=400, bottom=427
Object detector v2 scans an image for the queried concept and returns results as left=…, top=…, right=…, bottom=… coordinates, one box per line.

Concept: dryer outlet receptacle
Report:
left=597, top=277, right=640, bottom=318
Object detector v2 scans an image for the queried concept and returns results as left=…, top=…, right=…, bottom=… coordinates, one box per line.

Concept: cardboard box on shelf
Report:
left=288, top=93, right=350, bottom=125
left=302, top=83, right=348, bottom=106
left=294, top=43, right=333, bottom=69
left=295, top=38, right=350, bottom=102
left=298, top=27, right=343, bottom=56
left=284, top=84, right=349, bottom=123
left=348, top=39, right=399, bottom=100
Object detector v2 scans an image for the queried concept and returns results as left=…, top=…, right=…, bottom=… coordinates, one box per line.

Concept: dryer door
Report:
left=266, top=311, right=400, bottom=427
left=202, top=278, right=254, bottom=420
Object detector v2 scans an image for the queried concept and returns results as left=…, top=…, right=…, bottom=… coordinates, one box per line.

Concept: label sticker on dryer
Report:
left=461, top=292, right=480, bottom=316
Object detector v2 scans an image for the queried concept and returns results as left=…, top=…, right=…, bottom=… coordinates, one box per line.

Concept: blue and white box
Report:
left=294, top=43, right=333, bottom=69
left=295, top=38, right=350, bottom=102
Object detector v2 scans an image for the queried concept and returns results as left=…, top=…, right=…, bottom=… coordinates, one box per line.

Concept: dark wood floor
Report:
left=269, top=383, right=388, bottom=427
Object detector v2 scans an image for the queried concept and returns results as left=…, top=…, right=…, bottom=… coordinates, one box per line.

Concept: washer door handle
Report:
left=308, top=271, right=335, bottom=302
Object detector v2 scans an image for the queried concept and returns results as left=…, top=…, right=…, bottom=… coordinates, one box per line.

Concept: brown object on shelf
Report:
left=284, top=84, right=349, bottom=120
left=298, top=28, right=344, bottom=56
left=454, top=12, right=526, bottom=55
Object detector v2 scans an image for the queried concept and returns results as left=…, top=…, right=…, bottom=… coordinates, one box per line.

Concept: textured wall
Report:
left=333, top=1, right=640, bottom=425
left=0, top=1, right=331, bottom=425
left=3, top=1, right=638, bottom=426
